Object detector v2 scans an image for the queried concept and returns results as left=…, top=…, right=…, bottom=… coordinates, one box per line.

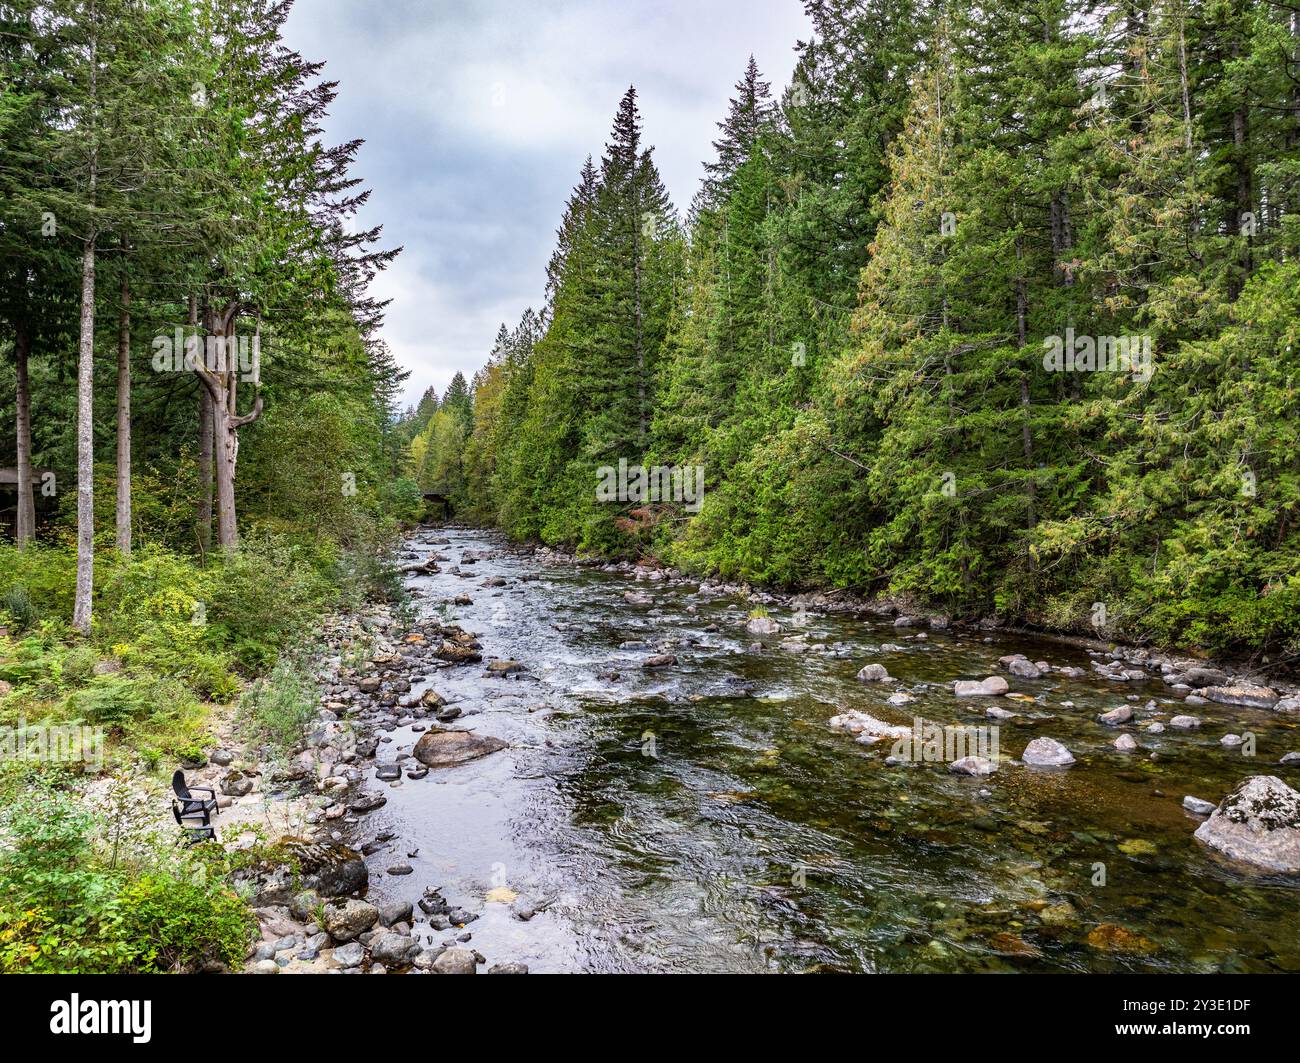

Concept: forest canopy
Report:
left=401, top=0, right=1300, bottom=661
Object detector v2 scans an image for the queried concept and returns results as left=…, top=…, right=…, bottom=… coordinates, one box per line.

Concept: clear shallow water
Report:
left=360, top=528, right=1300, bottom=973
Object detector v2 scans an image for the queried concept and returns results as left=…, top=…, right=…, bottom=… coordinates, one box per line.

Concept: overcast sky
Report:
left=282, top=0, right=811, bottom=410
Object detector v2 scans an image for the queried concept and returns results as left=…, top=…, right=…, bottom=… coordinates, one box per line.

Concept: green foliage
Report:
left=0, top=778, right=254, bottom=973
left=205, top=535, right=336, bottom=673
left=117, top=873, right=254, bottom=973
left=237, top=652, right=320, bottom=753
left=430, top=0, right=1300, bottom=662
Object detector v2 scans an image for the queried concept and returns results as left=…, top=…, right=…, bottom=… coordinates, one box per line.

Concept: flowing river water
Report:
left=357, top=527, right=1300, bottom=973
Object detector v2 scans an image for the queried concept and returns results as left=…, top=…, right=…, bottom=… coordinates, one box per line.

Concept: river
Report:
left=356, top=527, right=1300, bottom=973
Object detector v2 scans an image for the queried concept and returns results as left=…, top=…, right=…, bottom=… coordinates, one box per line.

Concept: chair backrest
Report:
left=171, top=769, right=191, bottom=800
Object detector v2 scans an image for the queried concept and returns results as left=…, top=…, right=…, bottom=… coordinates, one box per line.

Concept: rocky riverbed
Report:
left=138, top=525, right=1300, bottom=973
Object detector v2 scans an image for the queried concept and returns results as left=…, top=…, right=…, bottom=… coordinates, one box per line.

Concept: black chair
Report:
left=171, top=770, right=219, bottom=846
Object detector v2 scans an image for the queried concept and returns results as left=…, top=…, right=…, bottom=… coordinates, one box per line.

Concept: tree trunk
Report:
left=1014, top=230, right=1035, bottom=532
left=73, top=238, right=96, bottom=634
left=115, top=266, right=131, bottom=555
left=195, top=303, right=262, bottom=551
left=214, top=400, right=239, bottom=549
left=14, top=321, right=36, bottom=547
left=194, top=296, right=213, bottom=558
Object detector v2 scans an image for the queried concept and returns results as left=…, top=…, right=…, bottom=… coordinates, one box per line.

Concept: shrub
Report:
left=206, top=535, right=336, bottom=672
left=117, top=873, right=254, bottom=972
left=238, top=653, right=319, bottom=752
left=1, top=584, right=37, bottom=633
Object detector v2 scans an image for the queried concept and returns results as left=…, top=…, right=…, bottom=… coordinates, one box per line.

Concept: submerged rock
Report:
left=828, top=711, right=910, bottom=742
left=1170, top=715, right=1201, bottom=729
left=412, top=729, right=509, bottom=769
left=1193, top=775, right=1300, bottom=873
left=949, top=756, right=997, bottom=776
left=1085, top=923, right=1159, bottom=954
left=1098, top=706, right=1133, bottom=726
left=1022, top=737, right=1075, bottom=768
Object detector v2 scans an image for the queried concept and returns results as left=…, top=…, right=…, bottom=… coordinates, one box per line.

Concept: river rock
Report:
left=1114, top=734, right=1138, bottom=752
left=1196, top=684, right=1279, bottom=710
left=220, top=770, right=255, bottom=797
left=856, top=663, right=892, bottom=683
left=322, top=899, right=379, bottom=943
left=289, top=890, right=321, bottom=922
left=489, top=962, right=530, bottom=974
left=330, top=941, right=365, bottom=968
left=828, top=711, right=910, bottom=742
left=999, top=655, right=1044, bottom=679
left=378, top=899, right=413, bottom=927
left=949, top=756, right=997, bottom=776
left=1180, top=666, right=1229, bottom=688
left=419, top=689, right=447, bottom=708
left=1273, top=697, right=1300, bottom=715
left=986, top=706, right=1018, bottom=720
left=954, top=676, right=1009, bottom=697
left=1022, top=737, right=1075, bottom=768
left=642, top=654, right=676, bottom=668
left=745, top=616, right=781, bottom=635
left=1193, top=776, right=1300, bottom=873
left=1182, top=795, right=1216, bottom=816
left=484, top=659, right=525, bottom=676
left=1098, top=706, right=1133, bottom=726
left=370, top=931, right=419, bottom=966
left=1170, top=715, right=1201, bottom=729
left=413, top=728, right=508, bottom=768
left=432, top=946, right=478, bottom=974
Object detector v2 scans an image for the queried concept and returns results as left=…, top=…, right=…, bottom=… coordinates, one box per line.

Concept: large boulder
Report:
left=954, top=676, right=1009, bottom=697
left=293, top=841, right=369, bottom=898
left=413, top=728, right=508, bottom=769
left=1193, top=776, right=1300, bottom=873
